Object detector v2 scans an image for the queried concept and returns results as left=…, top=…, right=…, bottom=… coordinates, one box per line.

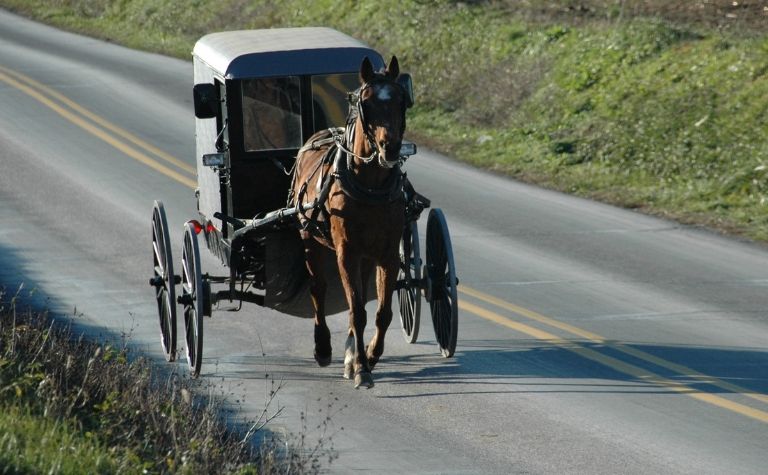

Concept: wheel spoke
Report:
left=435, top=301, right=444, bottom=343
left=397, top=222, right=421, bottom=343
left=153, top=237, right=164, bottom=269
left=182, top=258, right=190, bottom=289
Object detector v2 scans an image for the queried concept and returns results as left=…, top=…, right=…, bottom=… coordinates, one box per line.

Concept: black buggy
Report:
left=149, top=28, right=458, bottom=377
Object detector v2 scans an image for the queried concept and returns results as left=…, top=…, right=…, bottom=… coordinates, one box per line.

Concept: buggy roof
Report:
left=193, top=27, right=385, bottom=79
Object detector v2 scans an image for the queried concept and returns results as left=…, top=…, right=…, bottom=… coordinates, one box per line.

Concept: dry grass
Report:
left=0, top=286, right=335, bottom=473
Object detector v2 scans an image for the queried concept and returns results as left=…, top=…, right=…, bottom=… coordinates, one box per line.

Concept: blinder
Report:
left=396, top=74, right=414, bottom=109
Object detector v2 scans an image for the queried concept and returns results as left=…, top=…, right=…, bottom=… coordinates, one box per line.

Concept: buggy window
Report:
left=311, top=73, right=358, bottom=131
left=242, top=77, right=302, bottom=151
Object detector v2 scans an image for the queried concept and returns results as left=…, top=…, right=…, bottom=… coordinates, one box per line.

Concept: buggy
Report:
left=149, top=28, right=458, bottom=378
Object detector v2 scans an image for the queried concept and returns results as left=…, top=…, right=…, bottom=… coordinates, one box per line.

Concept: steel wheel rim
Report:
left=427, top=209, right=458, bottom=358
left=152, top=201, right=176, bottom=362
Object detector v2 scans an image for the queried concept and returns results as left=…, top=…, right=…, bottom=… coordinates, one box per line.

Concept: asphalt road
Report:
left=1, top=9, right=768, bottom=474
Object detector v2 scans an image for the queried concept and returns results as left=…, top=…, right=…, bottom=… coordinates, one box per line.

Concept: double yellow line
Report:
left=3, top=64, right=767, bottom=424
left=0, top=65, right=196, bottom=188
left=458, top=285, right=768, bottom=424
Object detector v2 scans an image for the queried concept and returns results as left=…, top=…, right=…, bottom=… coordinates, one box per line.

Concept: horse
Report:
left=291, top=56, right=408, bottom=388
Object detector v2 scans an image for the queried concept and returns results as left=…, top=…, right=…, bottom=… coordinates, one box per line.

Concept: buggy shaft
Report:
left=230, top=199, right=316, bottom=240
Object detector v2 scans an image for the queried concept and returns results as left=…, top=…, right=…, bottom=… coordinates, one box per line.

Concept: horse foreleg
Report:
left=305, top=240, right=331, bottom=367
left=344, top=330, right=355, bottom=380
left=338, top=251, right=373, bottom=388
left=366, top=258, right=398, bottom=369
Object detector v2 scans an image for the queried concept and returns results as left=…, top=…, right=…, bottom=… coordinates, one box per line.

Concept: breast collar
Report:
left=332, top=143, right=405, bottom=205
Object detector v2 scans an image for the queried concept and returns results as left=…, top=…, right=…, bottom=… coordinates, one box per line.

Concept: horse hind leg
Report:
left=305, top=240, right=331, bottom=367
left=314, top=318, right=332, bottom=367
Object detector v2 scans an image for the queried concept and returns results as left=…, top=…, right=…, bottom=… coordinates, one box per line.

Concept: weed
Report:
left=0, top=287, right=335, bottom=473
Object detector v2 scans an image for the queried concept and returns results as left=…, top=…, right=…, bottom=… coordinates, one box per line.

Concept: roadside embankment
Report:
left=1, top=1, right=766, bottom=240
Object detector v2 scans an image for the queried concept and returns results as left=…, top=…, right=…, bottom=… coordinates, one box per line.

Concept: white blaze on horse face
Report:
left=375, top=83, right=393, bottom=102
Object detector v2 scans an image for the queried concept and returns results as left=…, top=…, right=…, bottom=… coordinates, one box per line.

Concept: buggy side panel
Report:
left=230, top=161, right=292, bottom=219
left=194, top=57, right=226, bottom=231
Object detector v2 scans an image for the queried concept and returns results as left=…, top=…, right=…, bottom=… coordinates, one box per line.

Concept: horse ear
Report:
left=387, top=56, right=400, bottom=80
left=360, top=57, right=375, bottom=84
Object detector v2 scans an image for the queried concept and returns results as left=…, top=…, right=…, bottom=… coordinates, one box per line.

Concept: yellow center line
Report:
left=460, top=284, right=604, bottom=340
left=459, top=285, right=768, bottom=407
left=459, top=299, right=768, bottom=424
left=0, top=67, right=197, bottom=186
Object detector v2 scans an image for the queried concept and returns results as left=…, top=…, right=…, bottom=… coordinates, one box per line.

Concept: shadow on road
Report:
left=206, top=330, right=768, bottom=402
left=370, top=338, right=768, bottom=399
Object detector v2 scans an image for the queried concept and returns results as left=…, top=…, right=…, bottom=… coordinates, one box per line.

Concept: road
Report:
left=1, top=9, right=767, bottom=474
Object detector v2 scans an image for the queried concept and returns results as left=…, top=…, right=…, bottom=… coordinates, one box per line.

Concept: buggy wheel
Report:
left=180, top=223, right=205, bottom=377
left=397, top=220, right=422, bottom=343
left=426, top=208, right=458, bottom=358
left=151, top=201, right=177, bottom=362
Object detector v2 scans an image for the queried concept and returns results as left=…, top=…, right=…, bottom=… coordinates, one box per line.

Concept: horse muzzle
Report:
left=376, top=142, right=402, bottom=168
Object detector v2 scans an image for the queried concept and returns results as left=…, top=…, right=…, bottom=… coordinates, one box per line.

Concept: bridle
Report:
left=337, top=77, right=407, bottom=169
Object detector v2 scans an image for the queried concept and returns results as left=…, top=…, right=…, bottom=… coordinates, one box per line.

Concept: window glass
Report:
left=241, top=77, right=302, bottom=151
left=311, top=73, right=358, bottom=131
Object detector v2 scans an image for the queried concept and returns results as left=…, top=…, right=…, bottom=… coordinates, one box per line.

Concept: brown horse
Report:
left=291, top=56, right=408, bottom=388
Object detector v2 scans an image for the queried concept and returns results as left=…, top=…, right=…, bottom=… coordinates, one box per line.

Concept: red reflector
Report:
left=206, top=223, right=216, bottom=233
left=188, top=220, right=203, bottom=234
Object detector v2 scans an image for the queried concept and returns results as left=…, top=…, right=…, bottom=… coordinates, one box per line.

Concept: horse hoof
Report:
left=343, top=363, right=354, bottom=380
left=365, top=345, right=380, bottom=370
left=354, top=371, right=374, bottom=389
left=314, top=351, right=332, bottom=367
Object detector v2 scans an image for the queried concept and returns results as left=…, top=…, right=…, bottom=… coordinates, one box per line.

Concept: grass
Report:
left=0, top=287, right=335, bottom=474
left=412, top=18, right=768, bottom=237
left=0, top=405, right=120, bottom=474
left=2, top=0, right=767, bottom=240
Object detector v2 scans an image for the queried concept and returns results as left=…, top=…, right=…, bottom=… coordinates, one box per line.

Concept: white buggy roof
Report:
left=192, top=27, right=385, bottom=79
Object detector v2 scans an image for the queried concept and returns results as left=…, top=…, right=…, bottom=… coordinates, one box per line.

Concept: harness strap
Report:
left=334, top=152, right=405, bottom=205
left=296, top=135, right=339, bottom=240
left=297, top=127, right=345, bottom=154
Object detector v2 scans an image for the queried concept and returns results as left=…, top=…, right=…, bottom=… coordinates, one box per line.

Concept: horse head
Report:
left=350, top=56, right=407, bottom=169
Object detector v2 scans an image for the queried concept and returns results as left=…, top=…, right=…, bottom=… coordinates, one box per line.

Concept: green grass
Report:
left=412, top=19, right=768, bottom=237
left=2, top=0, right=767, bottom=239
left=0, top=404, right=121, bottom=474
